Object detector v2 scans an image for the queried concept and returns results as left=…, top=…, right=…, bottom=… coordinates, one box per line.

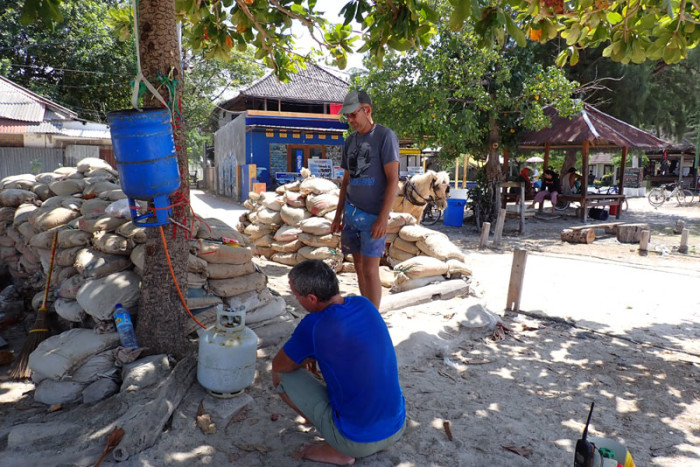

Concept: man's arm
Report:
left=371, top=160, right=399, bottom=239
left=271, top=348, right=305, bottom=387
left=331, top=171, right=350, bottom=234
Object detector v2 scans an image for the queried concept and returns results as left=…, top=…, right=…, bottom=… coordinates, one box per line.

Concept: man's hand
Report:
left=303, top=358, right=321, bottom=378
left=371, top=216, right=388, bottom=239
left=331, top=215, right=343, bottom=234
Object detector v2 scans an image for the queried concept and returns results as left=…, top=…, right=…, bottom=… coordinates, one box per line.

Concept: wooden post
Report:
left=679, top=228, right=689, bottom=253
left=505, top=248, right=528, bottom=311
left=455, top=157, right=460, bottom=189
left=619, top=146, right=628, bottom=201
left=639, top=229, right=650, bottom=255
left=479, top=222, right=491, bottom=249
left=503, top=146, right=510, bottom=178
left=519, top=183, right=525, bottom=234
left=493, top=209, right=506, bottom=244
left=462, top=154, right=468, bottom=189
left=581, top=140, right=590, bottom=222
left=543, top=142, right=550, bottom=170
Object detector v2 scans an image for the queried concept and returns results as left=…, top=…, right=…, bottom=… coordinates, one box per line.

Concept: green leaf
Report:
left=606, top=12, right=623, bottom=25
left=505, top=15, right=527, bottom=47
left=570, top=47, right=579, bottom=66
left=566, top=23, right=581, bottom=46
left=629, top=40, right=646, bottom=63
left=449, top=0, right=471, bottom=31
left=555, top=49, right=569, bottom=67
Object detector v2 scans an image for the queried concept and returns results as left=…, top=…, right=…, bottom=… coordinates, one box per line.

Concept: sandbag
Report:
left=195, top=241, right=253, bottom=264
left=208, top=271, right=267, bottom=297
left=387, top=212, right=418, bottom=234
left=54, top=298, right=85, bottom=323
left=69, top=350, right=117, bottom=384
left=57, top=274, right=87, bottom=299
left=188, top=272, right=208, bottom=289
left=390, top=275, right=445, bottom=293
left=30, top=230, right=89, bottom=249
left=78, top=214, right=129, bottom=233
left=77, top=157, right=113, bottom=173
left=99, top=189, right=127, bottom=201
left=92, top=231, right=135, bottom=255
left=54, top=166, right=78, bottom=176
left=33, top=379, right=86, bottom=405
left=0, top=235, right=14, bottom=247
left=74, top=248, right=132, bottom=279
left=56, top=266, right=78, bottom=283
left=1, top=173, right=36, bottom=189
left=280, top=204, right=311, bottom=226
left=83, top=180, right=121, bottom=197
left=186, top=287, right=222, bottom=310
left=271, top=252, right=299, bottom=266
left=33, top=183, right=53, bottom=201
left=256, top=208, right=283, bottom=225
left=130, top=244, right=145, bottom=271
left=206, top=261, right=256, bottom=279
left=0, top=207, right=16, bottom=222
left=16, top=220, right=38, bottom=239
left=273, top=224, right=302, bottom=242
left=253, top=234, right=274, bottom=248
left=398, top=224, right=448, bottom=243
left=298, top=232, right=340, bottom=248
left=245, top=296, right=286, bottom=325
left=244, top=223, right=274, bottom=241
left=35, top=172, right=63, bottom=185
left=392, top=237, right=421, bottom=255
left=388, top=243, right=415, bottom=262
left=225, top=288, right=273, bottom=312
left=76, top=270, right=141, bottom=320
left=284, top=191, right=306, bottom=208
left=195, top=218, right=249, bottom=246
left=446, top=259, right=472, bottom=277
left=298, top=217, right=332, bottom=236
left=270, top=239, right=303, bottom=253
left=0, top=189, right=37, bottom=207
left=260, top=193, right=285, bottom=211
left=55, top=246, right=83, bottom=267
left=28, top=328, right=120, bottom=382
left=18, top=256, right=42, bottom=275
left=13, top=203, right=38, bottom=226
left=306, top=193, right=339, bottom=216
left=393, top=256, right=448, bottom=282
left=416, top=234, right=466, bottom=261
left=116, top=221, right=148, bottom=243
left=85, top=167, right=117, bottom=179
left=299, top=177, right=337, bottom=195
left=297, top=246, right=342, bottom=261
left=188, top=253, right=208, bottom=274
left=49, top=179, right=85, bottom=196
left=80, top=198, right=111, bottom=217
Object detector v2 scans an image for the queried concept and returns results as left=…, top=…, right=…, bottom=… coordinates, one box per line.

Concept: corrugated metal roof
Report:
left=239, top=64, right=348, bottom=103
left=519, top=104, right=668, bottom=149
left=0, top=118, right=28, bottom=134
left=0, top=75, right=77, bottom=122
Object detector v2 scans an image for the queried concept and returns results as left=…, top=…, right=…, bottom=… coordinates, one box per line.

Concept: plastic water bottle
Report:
left=114, top=304, right=138, bottom=349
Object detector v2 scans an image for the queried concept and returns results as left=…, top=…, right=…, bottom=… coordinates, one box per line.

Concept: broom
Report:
left=10, top=230, right=59, bottom=380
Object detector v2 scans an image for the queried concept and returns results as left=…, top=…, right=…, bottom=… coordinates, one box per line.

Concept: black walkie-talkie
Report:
left=574, top=402, right=596, bottom=467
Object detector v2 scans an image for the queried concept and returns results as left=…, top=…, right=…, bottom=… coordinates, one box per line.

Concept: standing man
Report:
left=272, top=260, right=406, bottom=465
left=331, top=90, right=399, bottom=309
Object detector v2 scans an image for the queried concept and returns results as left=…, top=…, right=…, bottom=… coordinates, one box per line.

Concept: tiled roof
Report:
left=239, top=64, right=348, bottom=103
left=0, top=76, right=76, bottom=122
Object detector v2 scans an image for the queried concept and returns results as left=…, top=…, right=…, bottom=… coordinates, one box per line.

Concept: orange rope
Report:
left=158, top=225, right=207, bottom=330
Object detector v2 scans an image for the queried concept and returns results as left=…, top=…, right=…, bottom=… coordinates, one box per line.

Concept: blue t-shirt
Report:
left=283, top=296, right=406, bottom=443
left=341, top=124, right=399, bottom=215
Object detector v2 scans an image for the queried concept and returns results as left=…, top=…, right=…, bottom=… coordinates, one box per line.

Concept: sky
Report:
left=291, top=0, right=365, bottom=72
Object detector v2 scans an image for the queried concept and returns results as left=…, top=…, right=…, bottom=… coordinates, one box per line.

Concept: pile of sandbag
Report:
left=237, top=175, right=418, bottom=274
left=0, top=158, right=296, bottom=404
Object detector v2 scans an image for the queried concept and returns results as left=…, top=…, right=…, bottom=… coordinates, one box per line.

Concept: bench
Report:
left=557, top=194, right=626, bottom=222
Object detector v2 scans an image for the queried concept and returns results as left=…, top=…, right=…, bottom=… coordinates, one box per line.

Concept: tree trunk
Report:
left=561, top=228, right=595, bottom=244
left=136, top=0, right=193, bottom=357
left=616, top=223, right=649, bottom=244
left=484, top=110, right=502, bottom=224
left=562, top=148, right=577, bottom=175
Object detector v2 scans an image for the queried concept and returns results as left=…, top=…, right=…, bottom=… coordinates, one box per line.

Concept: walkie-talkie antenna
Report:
left=581, top=401, right=595, bottom=441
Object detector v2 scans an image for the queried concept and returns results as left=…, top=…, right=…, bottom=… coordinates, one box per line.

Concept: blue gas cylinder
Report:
left=107, top=108, right=180, bottom=227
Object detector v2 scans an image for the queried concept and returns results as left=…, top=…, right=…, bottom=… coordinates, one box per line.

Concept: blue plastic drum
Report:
left=443, top=198, right=466, bottom=227
left=107, top=109, right=180, bottom=227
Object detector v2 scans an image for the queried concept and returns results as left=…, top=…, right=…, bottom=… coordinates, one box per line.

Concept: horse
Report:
left=392, top=170, right=451, bottom=221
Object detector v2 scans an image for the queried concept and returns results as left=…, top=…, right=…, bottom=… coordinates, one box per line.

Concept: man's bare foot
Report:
left=292, top=442, right=355, bottom=465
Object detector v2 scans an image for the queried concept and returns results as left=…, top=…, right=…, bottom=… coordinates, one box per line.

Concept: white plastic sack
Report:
left=76, top=270, right=141, bottom=320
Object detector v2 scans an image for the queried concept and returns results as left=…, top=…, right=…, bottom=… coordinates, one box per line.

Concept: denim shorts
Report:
left=277, top=369, right=405, bottom=458
left=341, top=201, right=386, bottom=258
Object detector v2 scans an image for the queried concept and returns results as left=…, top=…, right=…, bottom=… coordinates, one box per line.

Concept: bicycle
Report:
left=420, top=199, right=443, bottom=225
left=647, top=182, right=695, bottom=207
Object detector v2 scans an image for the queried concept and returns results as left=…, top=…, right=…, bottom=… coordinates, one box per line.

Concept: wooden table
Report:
left=557, top=193, right=625, bottom=223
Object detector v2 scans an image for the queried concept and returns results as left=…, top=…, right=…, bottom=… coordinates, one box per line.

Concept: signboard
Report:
left=407, top=166, right=424, bottom=177
left=333, top=166, right=345, bottom=179
left=275, top=172, right=301, bottom=186
left=623, top=167, right=642, bottom=188
left=309, top=158, right=333, bottom=179
left=295, top=150, right=303, bottom=172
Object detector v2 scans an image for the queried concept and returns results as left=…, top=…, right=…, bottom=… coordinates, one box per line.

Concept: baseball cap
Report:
left=339, top=90, right=372, bottom=114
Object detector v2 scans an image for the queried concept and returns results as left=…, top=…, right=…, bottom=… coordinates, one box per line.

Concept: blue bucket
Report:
left=443, top=198, right=466, bottom=227
left=107, top=109, right=180, bottom=227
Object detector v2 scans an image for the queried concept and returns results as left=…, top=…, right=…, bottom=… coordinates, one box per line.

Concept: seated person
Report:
left=509, top=167, right=535, bottom=202
left=561, top=167, right=583, bottom=195
left=272, top=260, right=406, bottom=465
left=529, top=167, right=560, bottom=212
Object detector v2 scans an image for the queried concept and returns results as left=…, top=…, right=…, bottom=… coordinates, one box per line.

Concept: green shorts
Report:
left=277, top=369, right=405, bottom=458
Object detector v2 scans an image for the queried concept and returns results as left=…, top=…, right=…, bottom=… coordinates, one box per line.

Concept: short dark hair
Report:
left=289, top=260, right=339, bottom=302
left=567, top=167, right=576, bottom=173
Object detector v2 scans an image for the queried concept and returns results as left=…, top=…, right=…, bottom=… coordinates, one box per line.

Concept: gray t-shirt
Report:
left=341, top=124, right=399, bottom=215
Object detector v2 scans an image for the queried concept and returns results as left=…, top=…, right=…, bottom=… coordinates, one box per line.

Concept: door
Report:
left=287, top=145, right=327, bottom=171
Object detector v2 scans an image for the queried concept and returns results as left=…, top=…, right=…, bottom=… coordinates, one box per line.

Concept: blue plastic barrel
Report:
left=443, top=198, right=466, bottom=227
left=107, top=109, right=180, bottom=227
